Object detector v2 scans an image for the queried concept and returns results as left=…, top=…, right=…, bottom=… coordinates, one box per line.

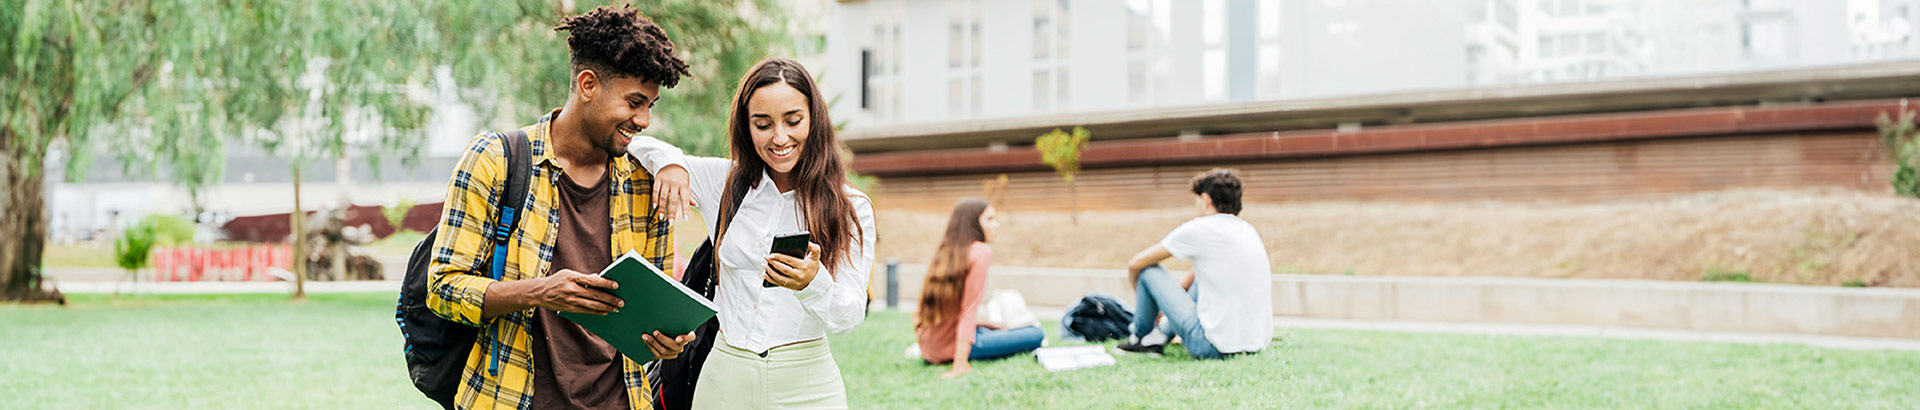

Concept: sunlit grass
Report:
left=5, top=294, right=1917, bottom=408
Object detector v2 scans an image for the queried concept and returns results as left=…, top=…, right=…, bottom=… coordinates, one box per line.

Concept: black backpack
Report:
left=643, top=239, right=719, bottom=410
left=646, top=186, right=747, bottom=410
left=395, top=130, right=531, bottom=409
left=1061, top=292, right=1135, bottom=343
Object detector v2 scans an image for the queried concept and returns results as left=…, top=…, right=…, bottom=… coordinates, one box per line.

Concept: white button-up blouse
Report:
left=628, top=136, right=875, bottom=353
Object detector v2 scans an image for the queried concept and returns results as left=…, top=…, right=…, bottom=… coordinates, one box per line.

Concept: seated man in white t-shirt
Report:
left=1115, top=168, right=1272, bottom=359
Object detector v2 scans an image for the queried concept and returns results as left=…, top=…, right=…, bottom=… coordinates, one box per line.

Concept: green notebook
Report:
left=558, top=250, right=718, bottom=362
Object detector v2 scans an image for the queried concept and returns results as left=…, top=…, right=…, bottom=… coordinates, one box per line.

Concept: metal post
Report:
left=885, top=258, right=899, bottom=309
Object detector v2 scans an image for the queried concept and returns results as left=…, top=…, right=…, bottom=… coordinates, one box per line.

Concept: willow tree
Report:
left=3, top=0, right=791, bottom=301
left=2, top=0, right=208, bottom=302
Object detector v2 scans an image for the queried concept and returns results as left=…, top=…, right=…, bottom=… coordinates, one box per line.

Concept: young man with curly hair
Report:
left=1114, top=168, right=1274, bottom=360
left=424, top=6, right=694, bottom=409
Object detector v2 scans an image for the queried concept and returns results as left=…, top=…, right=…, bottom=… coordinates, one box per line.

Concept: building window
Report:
left=1033, top=0, right=1069, bottom=112
left=860, top=49, right=872, bottom=109
left=866, top=4, right=903, bottom=122
left=1494, top=0, right=1518, bottom=30
left=1255, top=0, right=1283, bottom=99
left=949, top=0, right=984, bottom=118
left=1202, top=0, right=1227, bottom=101
left=1126, top=0, right=1171, bottom=105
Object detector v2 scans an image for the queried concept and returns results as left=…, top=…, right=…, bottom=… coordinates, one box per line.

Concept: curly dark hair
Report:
left=1190, top=168, right=1244, bottom=215
left=553, top=5, right=692, bottom=88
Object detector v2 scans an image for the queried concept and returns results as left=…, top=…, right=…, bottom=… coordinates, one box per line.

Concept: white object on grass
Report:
left=1034, top=345, right=1115, bottom=372
left=903, top=343, right=922, bottom=360
left=976, top=289, right=1040, bottom=329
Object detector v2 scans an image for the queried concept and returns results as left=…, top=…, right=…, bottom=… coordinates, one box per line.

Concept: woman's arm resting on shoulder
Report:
left=630, top=136, right=732, bottom=236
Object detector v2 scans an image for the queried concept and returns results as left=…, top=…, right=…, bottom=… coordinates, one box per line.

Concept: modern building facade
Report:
left=822, top=0, right=1918, bottom=128
left=820, top=0, right=1920, bottom=213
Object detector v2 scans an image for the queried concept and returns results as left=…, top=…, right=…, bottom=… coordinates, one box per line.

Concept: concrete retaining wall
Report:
left=879, top=264, right=1920, bottom=339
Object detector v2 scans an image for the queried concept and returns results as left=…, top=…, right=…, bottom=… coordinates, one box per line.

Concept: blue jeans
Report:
left=969, top=325, right=1045, bottom=361
left=1133, top=265, right=1222, bottom=359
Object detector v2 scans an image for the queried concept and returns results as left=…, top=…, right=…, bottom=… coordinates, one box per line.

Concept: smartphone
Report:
left=765, top=231, right=811, bottom=287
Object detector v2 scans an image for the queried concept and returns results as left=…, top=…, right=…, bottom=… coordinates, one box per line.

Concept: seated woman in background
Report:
left=914, top=198, right=1044, bottom=378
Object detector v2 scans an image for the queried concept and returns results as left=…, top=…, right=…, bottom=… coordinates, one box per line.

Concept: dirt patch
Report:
left=873, top=189, right=1920, bottom=287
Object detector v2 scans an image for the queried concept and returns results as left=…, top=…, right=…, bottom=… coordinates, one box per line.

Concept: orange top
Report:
left=915, top=243, right=992, bottom=364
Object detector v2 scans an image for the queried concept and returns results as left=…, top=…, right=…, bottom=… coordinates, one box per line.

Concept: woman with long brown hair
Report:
left=628, top=57, right=874, bottom=407
left=914, top=198, right=1043, bottom=378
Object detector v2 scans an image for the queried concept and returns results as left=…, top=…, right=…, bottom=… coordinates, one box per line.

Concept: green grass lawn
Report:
left=368, top=231, right=431, bottom=256
left=843, top=311, right=1920, bottom=408
left=5, top=294, right=1918, bottom=409
left=1, top=293, right=424, bottom=409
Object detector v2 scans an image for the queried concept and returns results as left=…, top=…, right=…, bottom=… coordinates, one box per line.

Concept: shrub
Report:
left=1700, top=267, right=1754, bottom=283
left=114, top=222, right=158, bottom=273
left=382, top=198, right=416, bottom=233
left=1876, top=109, right=1920, bottom=198
left=140, top=213, right=196, bottom=246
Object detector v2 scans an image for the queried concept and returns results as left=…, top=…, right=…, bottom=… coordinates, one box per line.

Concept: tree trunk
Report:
left=1, top=133, right=64, bottom=304
left=290, top=164, right=306, bottom=300
left=331, top=241, right=346, bottom=281
left=332, top=156, right=350, bottom=281
left=1068, top=180, right=1079, bottom=225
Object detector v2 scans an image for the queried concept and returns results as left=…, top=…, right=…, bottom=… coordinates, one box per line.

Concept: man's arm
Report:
left=1126, top=244, right=1174, bottom=289
left=481, top=270, right=625, bottom=319
left=425, top=133, right=626, bottom=324
left=425, top=134, right=519, bottom=326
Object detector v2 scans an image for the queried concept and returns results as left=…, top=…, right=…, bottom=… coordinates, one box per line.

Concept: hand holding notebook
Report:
left=559, top=251, right=720, bottom=362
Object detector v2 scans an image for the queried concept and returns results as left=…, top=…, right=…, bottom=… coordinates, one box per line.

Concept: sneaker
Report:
left=1138, top=329, right=1169, bottom=346
left=903, top=343, right=922, bottom=360
left=1114, top=341, right=1164, bottom=356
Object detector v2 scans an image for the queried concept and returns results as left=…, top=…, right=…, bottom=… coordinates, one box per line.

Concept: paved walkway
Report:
left=1264, top=316, right=1920, bottom=352
left=56, top=279, right=400, bottom=294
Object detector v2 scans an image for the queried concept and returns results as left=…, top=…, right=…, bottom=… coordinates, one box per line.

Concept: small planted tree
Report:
left=1036, top=126, right=1091, bottom=224
left=980, top=174, right=1009, bottom=212
left=113, top=221, right=158, bottom=288
left=114, top=214, right=192, bottom=289
left=382, top=198, right=416, bottom=235
left=1877, top=108, right=1920, bottom=198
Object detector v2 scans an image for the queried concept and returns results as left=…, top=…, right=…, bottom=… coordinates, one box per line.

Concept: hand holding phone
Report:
left=765, top=231, right=811, bottom=288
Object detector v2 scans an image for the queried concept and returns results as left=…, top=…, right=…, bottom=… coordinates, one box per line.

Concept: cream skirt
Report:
left=690, top=332, right=848, bottom=409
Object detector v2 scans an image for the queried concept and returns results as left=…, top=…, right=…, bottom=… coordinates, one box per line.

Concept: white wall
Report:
left=1067, top=0, right=1130, bottom=112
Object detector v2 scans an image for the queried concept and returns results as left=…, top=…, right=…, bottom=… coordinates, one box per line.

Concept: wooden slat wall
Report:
left=870, top=132, right=1892, bottom=213
left=852, top=101, right=1905, bottom=176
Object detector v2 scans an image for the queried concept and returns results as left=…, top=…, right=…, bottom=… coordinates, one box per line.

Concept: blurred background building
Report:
left=47, top=0, right=1920, bottom=239
left=812, top=0, right=1920, bottom=213
left=823, top=0, right=1916, bottom=123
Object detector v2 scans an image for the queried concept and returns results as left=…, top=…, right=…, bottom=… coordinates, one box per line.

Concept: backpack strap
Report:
left=726, top=184, right=749, bottom=228
left=489, top=129, right=531, bottom=281
left=486, top=129, right=531, bottom=376
left=711, top=183, right=750, bottom=268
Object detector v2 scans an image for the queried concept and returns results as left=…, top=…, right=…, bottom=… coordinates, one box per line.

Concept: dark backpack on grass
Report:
left=394, top=130, right=530, bottom=409
left=1062, top=292, right=1135, bottom=343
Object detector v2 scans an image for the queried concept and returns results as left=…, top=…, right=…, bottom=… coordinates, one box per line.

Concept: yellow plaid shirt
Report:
left=427, top=109, right=673, bottom=410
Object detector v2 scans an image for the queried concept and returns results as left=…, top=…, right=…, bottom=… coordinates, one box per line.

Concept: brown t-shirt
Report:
left=529, top=170, right=628, bottom=410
